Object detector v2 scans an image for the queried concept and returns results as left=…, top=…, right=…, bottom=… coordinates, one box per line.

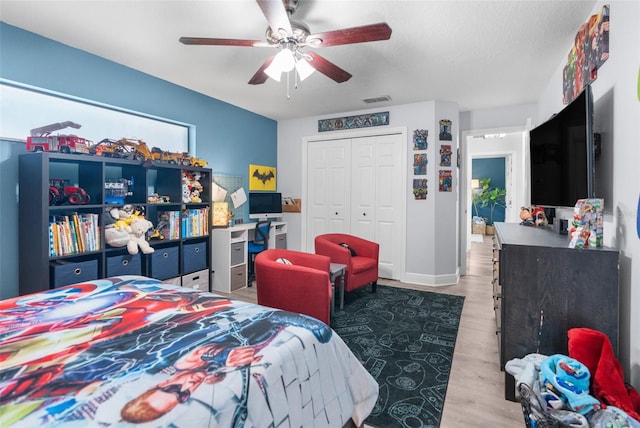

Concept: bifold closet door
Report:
left=351, top=134, right=403, bottom=279
left=306, top=133, right=404, bottom=279
left=306, top=139, right=351, bottom=250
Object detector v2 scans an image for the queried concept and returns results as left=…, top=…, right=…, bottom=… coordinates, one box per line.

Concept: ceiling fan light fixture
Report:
left=264, top=62, right=282, bottom=82
left=295, top=57, right=315, bottom=81
left=272, top=46, right=295, bottom=72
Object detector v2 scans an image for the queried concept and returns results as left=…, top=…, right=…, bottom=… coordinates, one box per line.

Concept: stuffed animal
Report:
left=104, top=205, right=137, bottom=247
left=182, top=174, right=191, bottom=203
left=520, top=207, right=535, bottom=226
left=125, top=218, right=155, bottom=255
left=190, top=189, right=201, bottom=203
left=108, top=204, right=144, bottom=231
left=183, top=171, right=204, bottom=203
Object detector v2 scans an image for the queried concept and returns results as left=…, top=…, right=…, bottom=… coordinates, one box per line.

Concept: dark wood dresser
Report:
left=492, top=222, right=619, bottom=401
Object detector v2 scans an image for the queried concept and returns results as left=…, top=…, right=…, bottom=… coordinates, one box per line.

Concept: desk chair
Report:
left=247, top=220, right=271, bottom=286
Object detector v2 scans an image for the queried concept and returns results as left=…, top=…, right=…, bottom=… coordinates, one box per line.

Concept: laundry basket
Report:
left=519, top=383, right=573, bottom=428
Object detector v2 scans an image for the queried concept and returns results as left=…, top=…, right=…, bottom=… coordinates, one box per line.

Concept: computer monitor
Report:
left=248, top=192, right=283, bottom=220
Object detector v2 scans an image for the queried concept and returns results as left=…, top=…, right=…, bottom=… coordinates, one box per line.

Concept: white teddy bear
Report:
left=125, top=218, right=155, bottom=255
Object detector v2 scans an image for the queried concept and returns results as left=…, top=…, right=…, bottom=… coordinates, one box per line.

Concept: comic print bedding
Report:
left=0, top=276, right=378, bottom=427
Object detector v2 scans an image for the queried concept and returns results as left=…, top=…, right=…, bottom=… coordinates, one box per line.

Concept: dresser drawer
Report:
left=275, top=233, right=287, bottom=249
left=230, top=242, right=245, bottom=266
left=230, top=265, right=246, bottom=291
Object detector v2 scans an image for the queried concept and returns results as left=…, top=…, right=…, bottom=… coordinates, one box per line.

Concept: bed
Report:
left=0, top=276, right=378, bottom=427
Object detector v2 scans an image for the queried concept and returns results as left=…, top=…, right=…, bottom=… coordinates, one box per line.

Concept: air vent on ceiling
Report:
left=362, top=96, right=392, bottom=104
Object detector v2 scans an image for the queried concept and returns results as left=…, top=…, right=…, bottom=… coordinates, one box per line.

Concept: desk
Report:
left=329, top=263, right=346, bottom=312
left=211, top=222, right=286, bottom=293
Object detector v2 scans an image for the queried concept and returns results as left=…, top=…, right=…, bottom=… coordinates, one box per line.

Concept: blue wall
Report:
left=471, top=157, right=506, bottom=225
left=0, top=22, right=277, bottom=299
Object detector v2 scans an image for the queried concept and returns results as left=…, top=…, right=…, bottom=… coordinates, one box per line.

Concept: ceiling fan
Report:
left=179, top=0, right=392, bottom=85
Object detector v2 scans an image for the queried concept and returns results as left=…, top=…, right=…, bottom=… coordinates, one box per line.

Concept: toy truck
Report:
left=89, top=138, right=137, bottom=158
left=150, top=147, right=184, bottom=164
left=181, top=154, right=208, bottom=167
left=49, top=178, right=90, bottom=205
left=26, top=121, right=91, bottom=154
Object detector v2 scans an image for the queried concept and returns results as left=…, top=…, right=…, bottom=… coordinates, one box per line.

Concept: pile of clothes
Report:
left=507, top=328, right=640, bottom=427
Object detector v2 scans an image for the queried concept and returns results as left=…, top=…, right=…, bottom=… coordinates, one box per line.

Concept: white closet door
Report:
left=351, top=134, right=403, bottom=279
left=351, top=137, right=376, bottom=240
left=306, top=139, right=351, bottom=250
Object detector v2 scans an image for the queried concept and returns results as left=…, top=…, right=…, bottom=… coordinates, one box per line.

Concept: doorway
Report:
left=459, top=128, right=528, bottom=275
left=471, top=157, right=507, bottom=226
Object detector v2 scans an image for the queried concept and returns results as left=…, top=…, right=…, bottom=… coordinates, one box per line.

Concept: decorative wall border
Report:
left=318, top=111, right=389, bottom=132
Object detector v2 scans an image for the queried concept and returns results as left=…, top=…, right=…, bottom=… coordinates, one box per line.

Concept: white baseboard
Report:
left=400, top=271, right=460, bottom=287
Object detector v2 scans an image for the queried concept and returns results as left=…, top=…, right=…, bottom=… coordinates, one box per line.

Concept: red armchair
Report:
left=254, top=249, right=332, bottom=324
left=314, top=233, right=379, bottom=295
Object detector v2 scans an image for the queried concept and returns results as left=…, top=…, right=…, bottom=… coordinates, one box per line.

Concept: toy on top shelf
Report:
left=89, top=138, right=137, bottom=158
left=49, top=178, right=90, bottom=205
left=117, top=139, right=153, bottom=162
left=150, top=147, right=184, bottom=164
left=181, top=154, right=208, bottom=168
left=26, top=121, right=91, bottom=154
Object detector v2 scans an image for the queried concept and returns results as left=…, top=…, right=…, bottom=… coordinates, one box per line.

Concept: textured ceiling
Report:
left=0, top=0, right=597, bottom=120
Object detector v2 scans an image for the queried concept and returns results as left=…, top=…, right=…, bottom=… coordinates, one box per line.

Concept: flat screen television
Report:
left=249, top=192, right=283, bottom=220
left=529, top=85, right=595, bottom=208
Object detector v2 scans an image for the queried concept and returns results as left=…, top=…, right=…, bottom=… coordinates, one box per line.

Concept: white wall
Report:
left=538, top=1, right=640, bottom=389
left=278, top=101, right=460, bottom=286
left=460, top=103, right=538, bottom=131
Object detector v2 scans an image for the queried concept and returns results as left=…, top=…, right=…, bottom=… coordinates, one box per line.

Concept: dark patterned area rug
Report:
left=331, top=285, right=464, bottom=428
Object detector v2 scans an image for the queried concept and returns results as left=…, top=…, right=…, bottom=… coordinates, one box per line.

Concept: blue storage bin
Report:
left=149, top=245, right=179, bottom=280
left=50, top=259, right=98, bottom=288
left=183, top=241, right=208, bottom=274
left=106, top=253, right=142, bottom=277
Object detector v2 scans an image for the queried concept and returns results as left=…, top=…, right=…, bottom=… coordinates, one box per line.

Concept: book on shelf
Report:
left=158, top=210, right=181, bottom=240
left=48, top=213, right=100, bottom=257
left=181, top=207, right=210, bottom=238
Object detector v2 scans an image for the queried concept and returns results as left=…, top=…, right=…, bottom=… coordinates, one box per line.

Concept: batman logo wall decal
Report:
left=253, top=169, right=275, bottom=184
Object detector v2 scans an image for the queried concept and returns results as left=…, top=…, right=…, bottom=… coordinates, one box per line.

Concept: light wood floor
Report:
left=217, top=236, right=524, bottom=427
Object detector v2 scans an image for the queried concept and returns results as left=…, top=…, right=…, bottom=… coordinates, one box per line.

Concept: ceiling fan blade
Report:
left=306, top=52, right=352, bottom=83
left=308, top=22, right=392, bottom=47
left=257, top=0, right=292, bottom=37
left=248, top=56, right=275, bottom=85
left=179, top=37, right=270, bottom=47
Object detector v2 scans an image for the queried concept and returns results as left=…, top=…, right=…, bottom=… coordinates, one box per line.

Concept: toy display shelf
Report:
left=18, top=152, right=212, bottom=295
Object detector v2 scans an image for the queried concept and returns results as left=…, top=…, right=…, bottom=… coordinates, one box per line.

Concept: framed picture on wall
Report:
left=413, top=153, right=427, bottom=175
left=249, top=164, right=276, bottom=191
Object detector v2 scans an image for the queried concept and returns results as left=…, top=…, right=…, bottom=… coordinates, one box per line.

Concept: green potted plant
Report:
left=474, top=178, right=506, bottom=235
